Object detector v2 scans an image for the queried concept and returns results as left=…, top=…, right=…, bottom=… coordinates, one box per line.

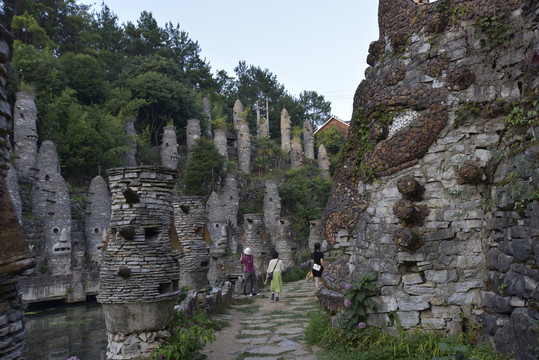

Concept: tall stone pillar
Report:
left=290, top=137, right=304, bottom=169
left=0, top=25, right=35, bottom=360
left=32, top=141, right=72, bottom=275
left=243, top=214, right=271, bottom=276
left=275, top=217, right=297, bottom=269
left=263, top=180, right=281, bottom=242
left=303, top=119, right=315, bottom=160
left=202, top=95, right=212, bottom=137
left=213, top=128, right=228, bottom=162
left=237, top=121, right=251, bottom=174
left=160, top=125, right=178, bottom=169
left=206, top=191, right=228, bottom=285
left=13, top=91, right=38, bottom=181
left=308, top=219, right=324, bottom=251
left=280, top=107, right=291, bottom=153
left=174, top=195, right=210, bottom=290
left=123, top=117, right=137, bottom=167
left=186, top=119, right=201, bottom=159
left=222, top=174, right=240, bottom=252
left=258, top=117, right=269, bottom=139
left=318, top=144, right=330, bottom=177
left=85, top=175, right=110, bottom=267
left=99, top=166, right=180, bottom=359
left=232, top=99, right=245, bottom=131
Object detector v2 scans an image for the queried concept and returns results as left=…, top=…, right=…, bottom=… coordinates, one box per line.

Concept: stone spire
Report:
left=123, top=117, right=137, bottom=167
left=174, top=195, right=210, bottom=290
left=13, top=91, right=38, bottom=181
left=275, top=217, right=297, bottom=269
left=243, top=213, right=270, bottom=276
left=237, top=121, right=251, bottom=173
left=233, top=99, right=245, bottom=131
left=263, top=180, right=281, bottom=242
left=160, top=125, right=179, bottom=169
left=308, top=219, right=324, bottom=251
left=258, top=116, right=269, bottom=139
left=85, top=175, right=110, bottom=267
left=202, top=95, right=212, bottom=137
left=186, top=118, right=201, bottom=159
left=318, top=143, right=330, bottom=177
left=222, top=173, right=240, bottom=252
left=280, top=107, right=291, bottom=153
left=99, top=166, right=180, bottom=359
left=206, top=191, right=228, bottom=285
left=290, top=137, right=304, bottom=169
left=213, top=128, right=228, bottom=161
left=303, top=119, right=315, bottom=160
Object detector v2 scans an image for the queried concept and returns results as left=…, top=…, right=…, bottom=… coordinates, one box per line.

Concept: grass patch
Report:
left=234, top=304, right=261, bottom=314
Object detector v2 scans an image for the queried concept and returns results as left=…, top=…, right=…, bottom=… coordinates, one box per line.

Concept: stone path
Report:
left=203, top=279, right=323, bottom=360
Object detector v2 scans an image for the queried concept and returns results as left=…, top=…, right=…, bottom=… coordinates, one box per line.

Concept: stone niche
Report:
left=98, top=166, right=180, bottom=359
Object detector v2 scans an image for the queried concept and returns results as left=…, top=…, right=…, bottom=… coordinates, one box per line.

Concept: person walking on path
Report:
left=311, top=242, right=325, bottom=291
left=264, top=250, right=284, bottom=301
left=240, top=247, right=258, bottom=296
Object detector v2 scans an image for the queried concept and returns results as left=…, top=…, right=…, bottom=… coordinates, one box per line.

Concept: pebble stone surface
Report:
left=204, top=279, right=322, bottom=360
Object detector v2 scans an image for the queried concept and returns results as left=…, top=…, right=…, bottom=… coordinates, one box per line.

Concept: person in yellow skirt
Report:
left=264, top=251, right=284, bottom=301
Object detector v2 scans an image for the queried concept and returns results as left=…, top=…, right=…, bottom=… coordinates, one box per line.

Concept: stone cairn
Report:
left=222, top=173, right=240, bottom=253
left=232, top=99, right=245, bottom=131
left=290, top=136, right=304, bottom=169
left=263, top=179, right=281, bottom=242
left=160, top=125, right=178, bottom=169
left=174, top=195, right=210, bottom=290
left=317, top=143, right=330, bottom=177
left=206, top=191, right=229, bottom=285
left=0, top=24, right=35, bottom=360
left=123, top=117, right=137, bottom=167
left=186, top=119, right=201, bottom=160
left=13, top=91, right=38, bottom=181
left=303, top=119, right=315, bottom=160
left=274, top=217, right=297, bottom=269
left=202, top=95, right=212, bottom=137
left=242, top=214, right=270, bottom=277
left=85, top=175, right=111, bottom=267
left=98, top=166, right=180, bottom=359
left=237, top=120, right=251, bottom=173
left=31, top=140, right=72, bottom=276
left=280, top=107, right=291, bottom=153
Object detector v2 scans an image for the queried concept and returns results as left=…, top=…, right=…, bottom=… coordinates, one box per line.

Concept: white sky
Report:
left=79, top=0, right=379, bottom=122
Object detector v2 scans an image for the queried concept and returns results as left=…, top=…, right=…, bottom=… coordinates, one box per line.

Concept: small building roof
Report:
left=313, top=116, right=350, bottom=137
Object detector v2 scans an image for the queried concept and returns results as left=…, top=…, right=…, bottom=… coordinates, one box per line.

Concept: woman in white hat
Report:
left=240, top=247, right=258, bottom=296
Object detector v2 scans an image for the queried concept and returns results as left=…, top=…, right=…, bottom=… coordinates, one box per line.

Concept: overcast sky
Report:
left=79, top=0, right=380, bottom=122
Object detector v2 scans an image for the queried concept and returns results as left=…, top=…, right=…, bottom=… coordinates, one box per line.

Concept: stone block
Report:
left=367, top=313, right=389, bottom=327
left=512, top=239, right=533, bottom=263
left=454, top=280, right=482, bottom=292
left=404, top=283, right=435, bottom=296
left=378, top=273, right=401, bottom=286
left=448, top=289, right=481, bottom=306
left=397, top=296, right=430, bottom=311
left=497, top=254, right=513, bottom=272
left=481, top=291, right=512, bottom=314
left=370, top=296, right=397, bottom=313
left=422, top=317, right=446, bottom=330
left=402, top=273, right=424, bottom=285
left=397, top=252, right=425, bottom=263
left=425, top=269, right=458, bottom=283
left=397, top=311, right=420, bottom=328
left=424, top=229, right=455, bottom=242
left=432, top=305, right=461, bottom=319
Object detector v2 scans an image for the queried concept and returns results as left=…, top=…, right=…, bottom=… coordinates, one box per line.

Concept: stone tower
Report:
left=0, top=24, right=35, bottom=360
left=206, top=191, right=228, bottom=285
left=99, top=166, right=180, bottom=359
left=123, top=117, right=137, bottom=167
left=13, top=91, right=38, bottom=181
left=160, top=125, right=178, bottom=169
left=290, top=137, right=304, bottom=169
left=85, top=175, right=110, bottom=267
left=232, top=99, right=245, bottom=131
left=280, top=107, right=291, bottom=153
left=202, top=95, right=212, bottom=137
left=186, top=119, right=201, bottom=158
left=318, top=143, right=330, bottom=177
left=213, top=128, right=228, bottom=162
left=243, top=214, right=270, bottom=276
left=263, top=180, right=281, bottom=242
left=275, top=217, right=297, bottom=269
left=303, top=119, right=315, bottom=160
left=222, top=173, right=240, bottom=252
left=258, top=116, right=269, bottom=139
left=174, top=195, right=210, bottom=290
left=237, top=120, right=251, bottom=173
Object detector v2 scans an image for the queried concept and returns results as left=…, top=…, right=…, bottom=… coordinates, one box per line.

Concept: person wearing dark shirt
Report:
left=311, top=242, right=325, bottom=291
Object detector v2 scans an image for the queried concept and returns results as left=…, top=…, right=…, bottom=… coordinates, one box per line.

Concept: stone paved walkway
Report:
left=203, top=279, right=323, bottom=360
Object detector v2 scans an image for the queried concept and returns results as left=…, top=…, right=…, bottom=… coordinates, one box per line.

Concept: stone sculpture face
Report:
left=52, top=227, right=71, bottom=255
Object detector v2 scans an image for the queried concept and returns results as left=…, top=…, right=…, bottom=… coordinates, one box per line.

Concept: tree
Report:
left=315, top=126, right=346, bottom=175
left=60, top=52, right=107, bottom=105
left=125, top=11, right=166, bottom=56
left=299, top=90, right=332, bottom=128
left=184, top=138, right=225, bottom=196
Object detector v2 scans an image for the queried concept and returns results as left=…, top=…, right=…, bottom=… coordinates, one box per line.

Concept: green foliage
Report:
left=279, top=166, right=332, bottom=241
left=305, top=309, right=333, bottom=345
left=315, top=126, right=346, bottom=176
left=149, top=310, right=215, bottom=360
left=340, top=274, right=378, bottom=333
left=292, top=126, right=304, bottom=139
left=298, top=90, right=332, bottom=128
left=252, top=137, right=285, bottom=176
left=184, top=138, right=225, bottom=196
left=475, top=12, right=520, bottom=51
left=282, top=265, right=311, bottom=283
left=504, top=93, right=539, bottom=128
left=454, top=101, right=481, bottom=128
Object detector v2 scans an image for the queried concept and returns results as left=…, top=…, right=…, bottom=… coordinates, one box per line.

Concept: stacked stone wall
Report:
left=243, top=214, right=271, bottom=276
left=322, top=1, right=538, bottom=359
